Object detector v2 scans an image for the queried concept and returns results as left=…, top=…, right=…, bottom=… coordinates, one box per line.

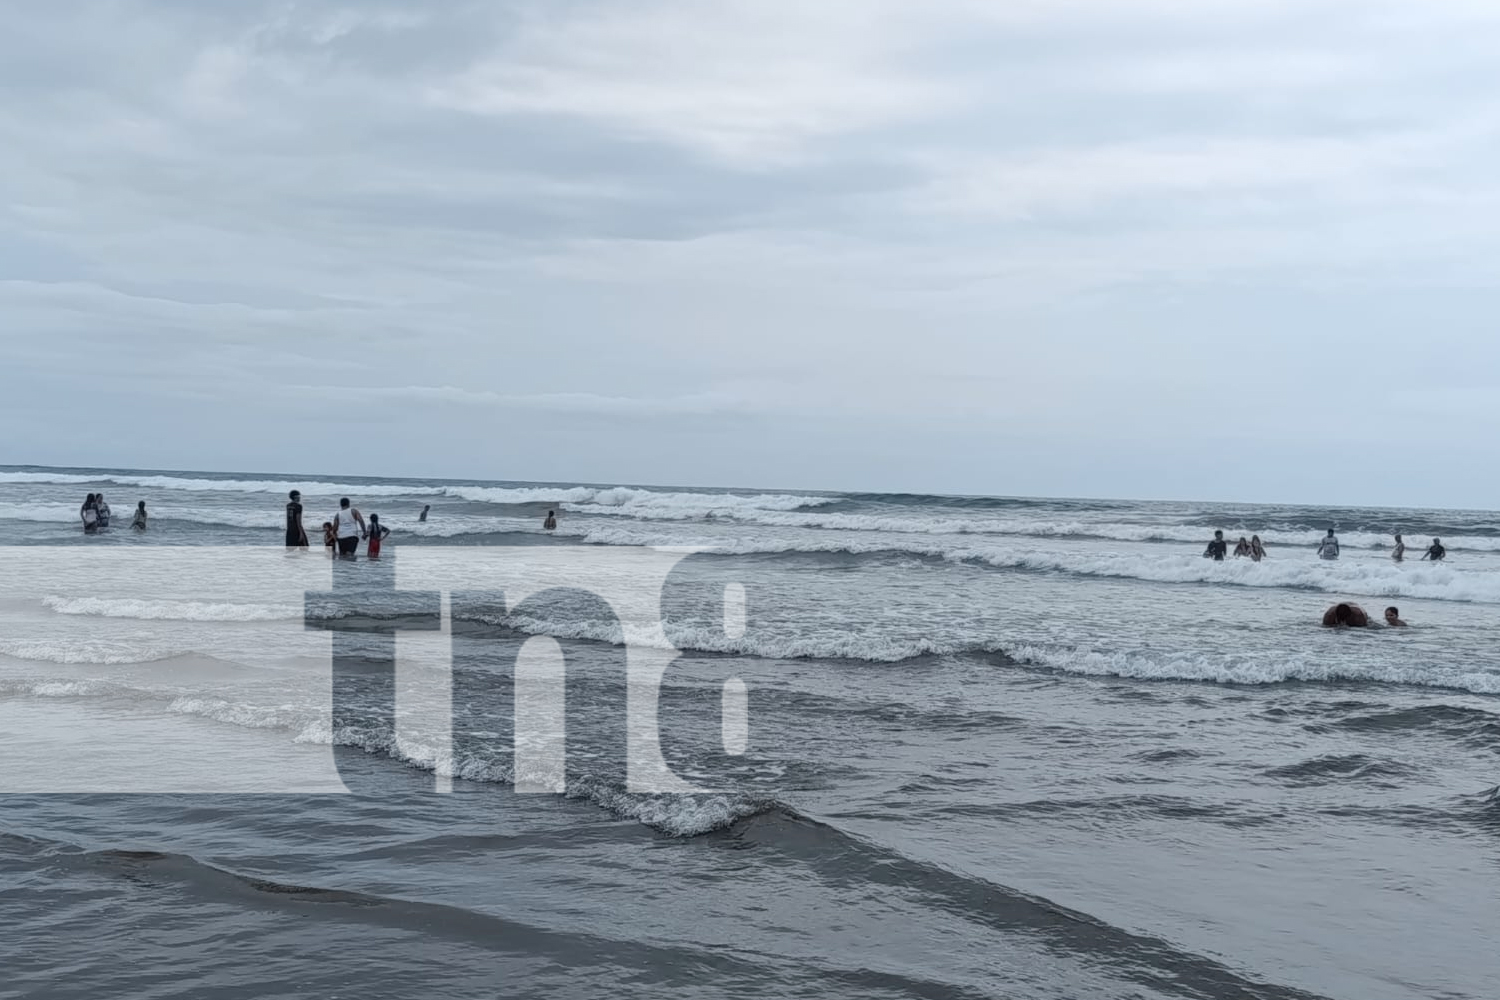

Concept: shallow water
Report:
left=2, top=466, right=1497, bottom=999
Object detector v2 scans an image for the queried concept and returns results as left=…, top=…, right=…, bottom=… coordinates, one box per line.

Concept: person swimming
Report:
left=1249, top=535, right=1266, bottom=562
left=1321, top=602, right=1370, bottom=627
left=1384, top=606, right=1407, bottom=627
left=1316, top=529, right=1340, bottom=561
left=1423, top=538, right=1446, bottom=561
left=1203, top=530, right=1227, bottom=561
left=1391, top=533, right=1405, bottom=562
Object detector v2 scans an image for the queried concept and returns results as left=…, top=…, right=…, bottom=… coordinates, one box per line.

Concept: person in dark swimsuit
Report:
left=1203, top=530, right=1227, bottom=560
left=1422, top=538, right=1446, bottom=561
left=286, top=490, right=309, bottom=548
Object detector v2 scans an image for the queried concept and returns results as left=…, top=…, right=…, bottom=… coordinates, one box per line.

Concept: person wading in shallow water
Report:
left=1316, top=528, right=1340, bottom=561
left=543, top=510, right=557, bottom=531
left=331, top=497, right=366, bottom=559
left=286, top=490, right=309, bottom=548
left=1384, top=606, right=1408, bottom=627
left=1203, top=530, right=1228, bottom=560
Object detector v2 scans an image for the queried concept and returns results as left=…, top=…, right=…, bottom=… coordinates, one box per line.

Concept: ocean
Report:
left=1, top=465, right=1496, bottom=1000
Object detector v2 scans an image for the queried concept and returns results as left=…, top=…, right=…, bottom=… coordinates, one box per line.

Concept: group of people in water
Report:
left=78, top=493, right=148, bottom=533
left=1203, top=528, right=1447, bottom=563
left=78, top=489, right=561, bottom=556
left=284, top=491, right=390, bottom=558
left=1199, top=526, right=1449, bottom=629
left=1321, top=603, right=1406, bottom=629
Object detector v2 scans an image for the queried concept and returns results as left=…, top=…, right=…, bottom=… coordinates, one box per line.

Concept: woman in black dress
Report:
left=286, top=490, right=309, bottom=548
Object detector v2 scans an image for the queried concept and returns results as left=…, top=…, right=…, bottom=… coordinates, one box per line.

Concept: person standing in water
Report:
left=366, top=514, right=391, bottom=558
left=95, top=492, right=112, bottom=528
left=285, top=490, right=309, bottom=548
left=543, top=510, right=558, bottom=531
left=1316, top=529, right=1340, bottom=561
left=132, top=501, right=148, bottom=530
left=1249, top=535, right=1267, bottom=562
left=1232, top=536, right=1251, bottom=557
left=322, top=521, right=337, bottom=557
left=419, top=504, right=430, bottom=522
left=1203, top=530, right=1227, bottom=560
left=81, top=494, right=98, bottom=534
left=1391, top=533, right=1406, bottom=562
left=1423, top=538, right=1446, bottom=561
left=331, top=497, right=366, bottom=559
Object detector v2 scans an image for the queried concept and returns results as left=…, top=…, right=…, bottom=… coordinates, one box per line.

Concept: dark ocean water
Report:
left=2, top=466, right=1497, bottom=999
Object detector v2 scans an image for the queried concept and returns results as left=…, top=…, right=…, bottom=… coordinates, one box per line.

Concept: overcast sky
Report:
left=3, top=1, right=1498, bottom=507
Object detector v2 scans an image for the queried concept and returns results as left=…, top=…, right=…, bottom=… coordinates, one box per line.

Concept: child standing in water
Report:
left=322, top=521, right=337, bottom=557
left=131, top=501, right=147, bottom=530
left=367, top=514, right=391, bottom=558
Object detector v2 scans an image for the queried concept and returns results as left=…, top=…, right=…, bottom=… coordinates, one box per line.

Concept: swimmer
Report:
left=1391, top=533, right=1405, bottom=562
left=1316, top=528, right=1340, bottom=561
left=1249, top=535, right=1266, bottom=562
left=1233, top=536, right=1251, bottom=557
left=1203, top=530, right=1228, bottom=561
left=1384, top=606, right=1407, bottom=627
left=419, top=504, right=430, bottom=522
left=1321, top=602, right=1370, bottom=627
left=1422, top=538, right=1446, bottom=561
left=132, top=501, right=147, bottom=530
left=543, top=510, right=557, bottom=531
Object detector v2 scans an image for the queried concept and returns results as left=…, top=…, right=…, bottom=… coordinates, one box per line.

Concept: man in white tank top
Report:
left=332, top=497, right=367, bottom=558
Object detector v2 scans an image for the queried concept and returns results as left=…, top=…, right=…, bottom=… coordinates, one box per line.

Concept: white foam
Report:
left=43, top=596, right=301, bottom=622
left=0, top=638, right=186, bottom=665
left=0, top=471, right=444, bottom=497
left=1009, top=643, right=1500, bottom=695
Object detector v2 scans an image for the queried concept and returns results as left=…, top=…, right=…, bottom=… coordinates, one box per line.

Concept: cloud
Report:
left=2, top=0, right=1500, bottom=503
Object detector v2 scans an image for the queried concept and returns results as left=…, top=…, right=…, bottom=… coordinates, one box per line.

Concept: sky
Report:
left=2, top=0, right=1498, bottom=508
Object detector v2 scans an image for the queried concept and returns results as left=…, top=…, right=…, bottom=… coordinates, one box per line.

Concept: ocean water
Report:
left=1, top=465, right=1497, bottom=1000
